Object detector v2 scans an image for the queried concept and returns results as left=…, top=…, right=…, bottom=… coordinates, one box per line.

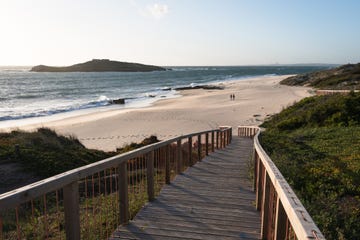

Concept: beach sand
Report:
left=2, top=75, right=313, bottom=151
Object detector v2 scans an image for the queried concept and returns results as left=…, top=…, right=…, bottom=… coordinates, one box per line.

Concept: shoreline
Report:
left=0, top=89, right=181, bottom=129
left=1, top=75, right=313, bottom=151
left=0, top=75, right=266, bottom=131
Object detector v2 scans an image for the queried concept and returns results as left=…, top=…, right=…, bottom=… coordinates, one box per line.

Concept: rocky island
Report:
left=30, top=59, right=167, bottom=72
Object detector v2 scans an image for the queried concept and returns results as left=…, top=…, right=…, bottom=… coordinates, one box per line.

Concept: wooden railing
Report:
left=238, top=126, right=325, bottom=240
left=0, top=127, right=232, bottom=240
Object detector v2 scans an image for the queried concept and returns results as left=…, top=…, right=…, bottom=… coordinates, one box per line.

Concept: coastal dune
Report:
left=3, top=75, right=312, bottom=151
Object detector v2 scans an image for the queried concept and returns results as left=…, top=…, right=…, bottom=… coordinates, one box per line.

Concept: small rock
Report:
left=111, top=98, right=125, bottom=104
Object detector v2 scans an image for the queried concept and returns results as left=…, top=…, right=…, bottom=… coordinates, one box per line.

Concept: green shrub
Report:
left=0, top=128, right=114, bottom=178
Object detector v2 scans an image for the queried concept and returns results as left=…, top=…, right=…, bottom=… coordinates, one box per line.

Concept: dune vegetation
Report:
left=281, top=63, right=360, bottom=90
left=0, top=128, right=113, bottom=178
left=260, top=92, right=360, bottom=239
left=0, top=128, right=159, bottom=190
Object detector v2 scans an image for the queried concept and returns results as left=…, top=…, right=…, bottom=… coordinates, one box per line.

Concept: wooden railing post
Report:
left=177, top=139, right=182, bottom=173
left=211, top=131, right=215, bottom=152
left=219, top=131, right=222, bottom=148
left=225, top=130, right=227, bottom=146
left=256, top=160, right=264, bottom=211
left=228, top=129, right=231, bottom=144
left=227, top=129, right=230, bottom=145
left=226, top=129, right=229, bottom=145
left=223, top=130, right=225, bottom=147
left=63, top=181, right=80, bottom=240
left=205, top=133, right=209, bottom=155
left=197, top=134, right=202, bottom=161
left=219, top=130, right=222, bottom=149
left=118, top=161, right=129, bottom=224
left=221, top=131, right=224, bottom=148
left=253, top=151, right=258, bottom=191
left=188, top=137, right=193, bottom=166
left=165, top=145, right=171, bottom=184
left=216, top=131, right=219, bottom=149
left=261, top=172, right=271, bottom=239
left=147, top=151, right=155, bottom=201
left=230, top=128, right=232, bottom=142
left=274, top=196, right=288, bottom=240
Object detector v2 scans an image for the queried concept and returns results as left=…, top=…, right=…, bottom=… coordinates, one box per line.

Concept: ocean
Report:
left=0, top=65, right=331, bottom=123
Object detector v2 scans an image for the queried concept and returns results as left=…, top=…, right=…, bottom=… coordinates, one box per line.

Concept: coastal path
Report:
left=111, top=136, right=260, bottom=240
left=0, top=126, right=325, bottom=239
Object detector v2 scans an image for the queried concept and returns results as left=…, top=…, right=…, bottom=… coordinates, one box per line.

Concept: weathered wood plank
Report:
left=113, top=226, right=259, bottom=240
left=112, top=137, right=261, bottom=239
left=129, top=219, right=259, bottom=232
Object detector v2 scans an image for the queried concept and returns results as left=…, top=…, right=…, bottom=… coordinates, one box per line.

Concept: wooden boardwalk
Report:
left=111, top=137, right=261, bottom=240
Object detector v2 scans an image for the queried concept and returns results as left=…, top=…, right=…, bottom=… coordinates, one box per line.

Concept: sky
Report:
left=0, top=0, right=360, bottom=66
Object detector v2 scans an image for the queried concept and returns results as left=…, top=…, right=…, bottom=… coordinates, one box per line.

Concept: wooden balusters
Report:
left=177, top=139, right=182, bottom=173
left=147, top=151, right=155, bottom=201
left=205, top=133, right=209, bottom=155
left=197, top=134, right=202, bottom=161
left=211, top=131, right=215, bottom=152
left=165, top=144, right=171, bottom=184
left=188, top=136, right=193, bottom=166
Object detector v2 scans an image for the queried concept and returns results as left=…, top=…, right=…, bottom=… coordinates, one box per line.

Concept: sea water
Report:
left=0, top=65, right=331, bottom=124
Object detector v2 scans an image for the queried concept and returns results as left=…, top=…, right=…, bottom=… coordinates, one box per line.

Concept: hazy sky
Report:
left=1, top=0, right=360, bottom=66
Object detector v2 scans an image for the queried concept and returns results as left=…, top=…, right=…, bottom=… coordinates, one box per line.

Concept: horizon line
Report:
left=0, top=62, right=345, bottom=68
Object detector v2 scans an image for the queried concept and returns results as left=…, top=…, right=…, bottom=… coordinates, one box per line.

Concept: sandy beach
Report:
left=1, top=75, right=313, bottom=151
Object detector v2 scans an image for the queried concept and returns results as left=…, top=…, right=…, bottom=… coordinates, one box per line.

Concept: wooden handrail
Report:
left=238, top=126, right=325, bottom=240
left=0, top=127, right=232, bottom=239
left=0, top=128, right=229, bottom=210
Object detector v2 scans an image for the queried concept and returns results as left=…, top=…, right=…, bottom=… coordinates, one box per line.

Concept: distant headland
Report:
left=30, top=59, right=167, bottom=72
left=280, top=63, right=360, bottom=90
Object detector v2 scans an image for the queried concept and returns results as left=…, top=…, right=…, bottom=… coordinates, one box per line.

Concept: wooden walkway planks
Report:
left=111, top=136, right=261, bottom=240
